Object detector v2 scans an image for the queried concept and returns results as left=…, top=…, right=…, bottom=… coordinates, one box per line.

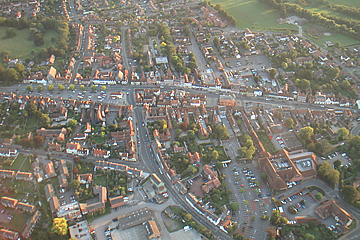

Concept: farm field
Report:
left=326, top=0, right=360, bottom=9
left=0, top=27, right=59, bottom=60
left=211, top=0, right=297, bottom=30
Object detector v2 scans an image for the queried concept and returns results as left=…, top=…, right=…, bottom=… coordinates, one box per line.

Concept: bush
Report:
left=315, top=192, right=323, bottom=201
left=288, top=205, right=297, bottom=214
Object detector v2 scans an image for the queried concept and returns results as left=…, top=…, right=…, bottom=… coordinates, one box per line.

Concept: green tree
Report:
left=269, top=68, right=277, bottom=78
left=304, top=233, right=315, bottom=240
left=337, top=127, right=349, bottom=140
left=214, top=124, right=229, bottom=139
left=33, top=136, right=44, bottom=148
left=26, top=85, right=34, bottom=92
left=3, top=68, right=19, bottom=85
left=211, top=150, right=219, bottom=161
left=326, top=67, right=340, bottom=80
left=70, top=180, right=80, bottom=189
left=184, top=213, right=193, bottom=222
left=213, top=36, right=220, bottom=48
left=230, top=202, right=239, bottom=211
left=285, top=118, right=294, bottom=129
left=260, top=173, right=267, bottom=181
left=244, top=200, right=249, bottom=206
left=79, top=85, right=85, bottom=90
left=91, top=85, right=97, bottom=92
left=188, top=130, right=196, bottom=140
left=295, top=78, right=311, bottom=93
left=69, top=84, right=76, bottom=91
left=58, top=84, right=65, bottom=91
left=318, top=161, right=332, bottom=179
left=299, top=126, right=314, bottom=141
left=68, top=119, right=78, bottom=127
left=327, top=169, right=340, bottom=187
left=233, top=233, right=247, bottom=240
left=101, top=85, right=107, bottom=91
left=5, top=27, right=16, bottom=38
left=281, top=62, right=288, bottom=69
left=341, top=185, right=359, bottom=203
left=47, top=84, right=54, bottom=91
left=270, top=210, right=282, bottom=226
left=51, top=218, right=68, bottom=236
left=37, top=85, right=43, bottom=92
left=315, top=192, right=323, bottom=200
left=333, top=159, right=342, bottom=169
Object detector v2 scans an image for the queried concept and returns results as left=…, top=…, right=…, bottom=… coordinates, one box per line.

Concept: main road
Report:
left=127, top=90, right=233, bottom=240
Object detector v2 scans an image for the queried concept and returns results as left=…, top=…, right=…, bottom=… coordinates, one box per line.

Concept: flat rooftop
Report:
left=117, top=208, right=153, bottom=230
left=270, top=157, right=292, bottom=171
left=294, top=158, right=313, bottom=172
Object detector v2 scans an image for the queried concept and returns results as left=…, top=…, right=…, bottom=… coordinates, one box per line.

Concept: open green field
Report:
left=303, top=24, right=360, bottom=46
left=211, top=0, right=298, bottom=30
left=326, top=0, right=360, bottom=9
left=8, top=154, right=26, bottom=170
left=0, top=27, right=60, bottom=60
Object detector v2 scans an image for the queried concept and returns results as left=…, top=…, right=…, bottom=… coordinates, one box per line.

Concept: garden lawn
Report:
left=214, top=146, right=227, bottom=161
left=25, top=117, right=39, bottom=132
left=94, top=136, right=106, bottom=144
left=257, top=131, right=276, bottom=153
left=0, top=27, right=59, bottom=60
left=8, top=154, right=26, bottom=170
left=95, top=175, right=107, bottom=186
left=212, top=195, right=229, bottom=209
left=3, top=212, right=29, bottom=232
left=211, top=0, right=298, bottom=30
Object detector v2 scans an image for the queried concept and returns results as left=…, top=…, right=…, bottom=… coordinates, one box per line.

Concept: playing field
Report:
left=211, top=0, right=297, bottom=30
left=0, top=27, right=59, bottom=60
left=309, top=32, right=360, bottom=47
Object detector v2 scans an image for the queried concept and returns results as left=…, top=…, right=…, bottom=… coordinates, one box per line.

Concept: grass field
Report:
left=0, top=27, right=60, bottom=60
left=95, top=175, right=107, bottom=186
left=212, top=0, right=359, bottom=46
left=304, top=26, right=360, bottom=47
left=9, top=154, right=26, bottom=170
left=324, top=0, right=360, bottom=9
left=20, top=155, right=31, bottom=172
left=211, top=0, right=298, bottom=30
